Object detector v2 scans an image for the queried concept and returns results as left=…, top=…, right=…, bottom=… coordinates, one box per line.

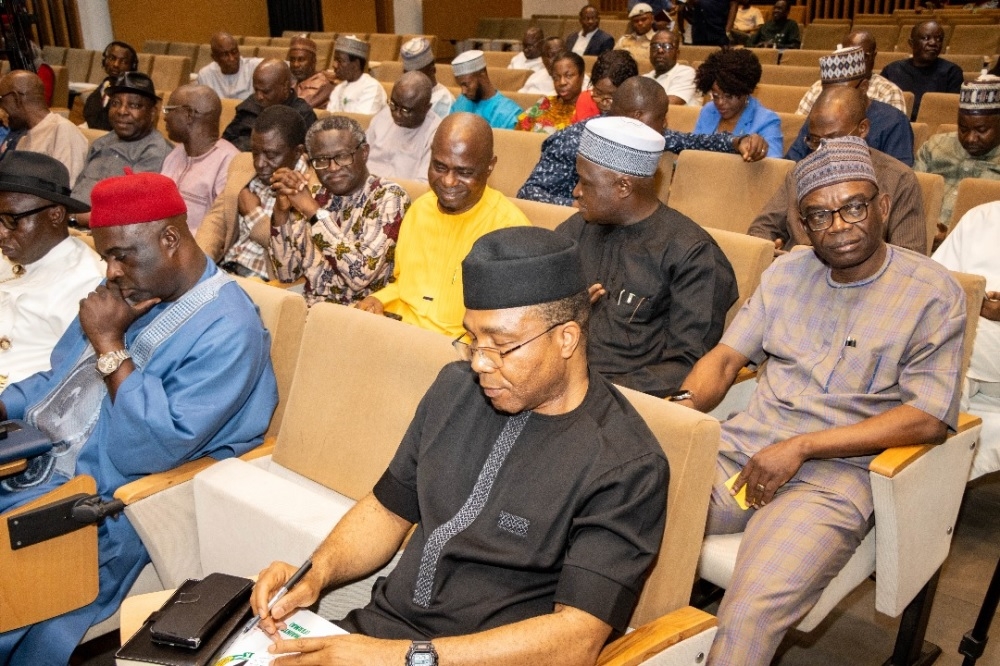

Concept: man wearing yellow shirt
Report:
left=356, top=113, right=530, bottom=337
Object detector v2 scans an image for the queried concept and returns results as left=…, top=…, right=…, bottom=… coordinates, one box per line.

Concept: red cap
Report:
left=89, top=168, right=187, bottom=228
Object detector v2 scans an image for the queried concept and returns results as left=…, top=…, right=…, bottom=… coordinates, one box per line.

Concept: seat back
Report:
left=271, top=304, right=458, bottom=500
left=42, top=44, right=67, bottom=65
left=166, top=42, right=199, bottom=61
left=143, top=40, right=169, bottom=55
left=947, top=24, right=1000, bottom=54
left=255, top=45, right=289, bottom=62
left=801, top=24, right=850, bottom=50
left=483, top=50, right=516, bottom=68
left=776, top=49, right=830, bottom=67
left=49, top=65, right=70, bottom=109
left=943, top=53, right=998, bottom=72
left=368, top=33, right=402, bottom=63
left=874, top=51, right=908, bottom=72
left=372, top=59, right=404, bottom=82
left=852, top=24, right=902, bottom=48
left=500, top=17, right=532, bottom=40
left=220, top=97, right=240, bottom=130
left=913, top=172, right=944, bottom=255
left=489, top=66, right=532, bottom=92
left=534, top=17, right=567, bottom=39
left=232, top=278, right=307, bottom=438
left=669, top=151, right=796, bottom=234
left=915, top=92, right=959, bottom=134
left=64, top=47, right=93, bottom=83
left=602, top=19, right=630, bottom=41
left=149, top=54, right=192, bottom=93
left=754, top=83, right=811, bottom=114
left=778, top=111, right=807, bottom=154
left=513, top=196, right=576, bottom=230
left=666, top=104, right=700, bottom=133
left=948, top=177, right=1000, bottom=230
left=194, top=44, right=214, bottom=73
left=619, top=388, right=720, bottom=627
left=507, top=90, right=547, bottom=111
left=136, top=53, right=154, bottom=76
left=242, top=36, right=271, bottom=47
left=334, top=111, right=374, bottom=130
left=489, top=128, right=546, bottom=197
left=476, top=17, right=505, bottom=39
left=703, top=228, right=774, bottom=329
left=761, top=63, right=820, bottom=87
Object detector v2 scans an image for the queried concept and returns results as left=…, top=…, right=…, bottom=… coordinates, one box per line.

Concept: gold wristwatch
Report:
left=96, top=349, right=131, bottom=377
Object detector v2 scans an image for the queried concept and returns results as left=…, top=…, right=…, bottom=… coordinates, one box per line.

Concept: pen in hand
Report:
left=240, top=558, right=313, bottom=635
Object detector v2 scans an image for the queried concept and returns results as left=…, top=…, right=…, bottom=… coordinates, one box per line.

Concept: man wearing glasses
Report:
left=678, top=135, right=965, bottom=666
left=365, top=71, right=442, bottom=184
left=0, top=152, right=103, bottom=392
left=643, top=30, right=698, bottom=106
left=751, top=86, right=926, bottom=255
left=160, top=84, right=239, bottom=233
left=269, top=115, right=408, bottom=306
left=222, top=59, right=317, bottom=152
left=252, top=225, right=668, bottom=666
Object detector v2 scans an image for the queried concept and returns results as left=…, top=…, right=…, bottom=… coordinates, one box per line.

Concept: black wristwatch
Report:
left=666, top=389, right=694, bottom=402
left=406, top=640, right=438, bottom=665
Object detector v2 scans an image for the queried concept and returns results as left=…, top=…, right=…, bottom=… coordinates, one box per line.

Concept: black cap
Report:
left=0, top=151, right=91, bottom=213
left=462, top=227, right=586, bottom=310
left=107, top=72, right=161, bottom=101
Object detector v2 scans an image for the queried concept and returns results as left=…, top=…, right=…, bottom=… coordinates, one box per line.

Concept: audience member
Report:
left=881, top=21, right=963, bottom=120
left=796, top=32, right=907, bottom=116
left=678, top=135, right=965, bottom=666
left=366, top=71, right=441, bottom=183
left=519, top=76, right=769, bottom=207
left=450, top=51, right=522, bottom=130
left=0, top=71, right=88, bottom=186
left=269, top=115, right=408, bottom=306
left=557, top=116, right=737, bottom=397
left=933, top=200, right=1000, bottom=480
left=573, top=49, right=639, bottom=123
left=515, top=52, right=585, bottom=134
left=520, top=37, right=575, bottom=96
left=71, top=73, right=172, bottom=211
left=198, top=106, right=308, bottom=280
left=0, top=171, right=277, bottom=664
left=253, top=225, right=667, bottom=665
left=566, top=5, right=615, bottom=56
left=915, top=76, right=1000, bottom=230
left=196, top=32, right=263, bottom=101
left=751, top=87, right=926, bottom=255
left=355, top=113, right=530, bottom=337
left=616, top=3, right=656, bottom=63
left=0, top=152, right=103, bottom=391
left=694, top=48, right=783, bottom=157
left=785, top=47, right=914, bottom=166
left=401, top=37, right=454, bottom=120
left=644, top=30, right=699, bottom=106
left=288, top=35, right=333, bottom=109
left=161, top=84, right=239, bottom=233
left=326, top=35, right=387, bottom=115
left=748, top=0, right=801, bottom=48
left=222, top=59, right=317, bottom=152
left=730, top=0, right=765, bottom=46
left=509, top=27, right=546, bottom=73
left=687, top=0, right=734, bottom=46
left=83, top=40, right=138, bottom=131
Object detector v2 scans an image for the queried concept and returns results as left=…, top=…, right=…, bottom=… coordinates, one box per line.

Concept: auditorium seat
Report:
left=482, top=50, right=516, bottom=68
left=801, top=23, right=850, bottom=50
left=367, top=33, right=402, bottom=63
left=754, top=83, right=811, bottom=113
left=194, top=44, right=214, bottom=73
left=777, top=112, right=806, bottom=154
left=914, top=171, right=945, bottom=254
left=915, top=92, right=959, bottom=134
left=851, top=23, right=901, bottom=49
left=63, top=47, right=93, bottom=84
left=489, top=128, right=546, bottom=197
left=149, top=54, right=192, bottom=93
left=948, top=177, right=1000, bottom=230
left=372, top=59, right=403, bottom=82
left=873, top=50, right=908, bottom=72
left=911, top=121, right=930, bottom=153
left=507, top=90, right=548, bottom=110
left=702, top=227, right=773, bottom=329
left=242, top=36, right=271, bottom=47
left=41, top=44, right=67, bottom=65
left=488, top=66, right=532, bottom=92
left=761, top=63, right=821, bottom=87
left=166, top=42, right=198, bottom=61
left=512, top=196, right=576, bottom=230
left=665, top=104, right=700, bottom=133
left=142, top=40, right=169, bottom=55
left=776, top=48, right=830, bottom=67
left=255, top=45, right=288, bottom=61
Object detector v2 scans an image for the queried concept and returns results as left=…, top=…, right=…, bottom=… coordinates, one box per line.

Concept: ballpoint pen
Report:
left=240, top=557, right=313, bottom=635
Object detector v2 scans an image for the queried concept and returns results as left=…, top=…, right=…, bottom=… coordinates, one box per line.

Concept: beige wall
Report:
left=322, top=0, right=379, bottom=33
left=108, top=0, right=270, bottom=49
left=424, top=0, right=522, bottom=41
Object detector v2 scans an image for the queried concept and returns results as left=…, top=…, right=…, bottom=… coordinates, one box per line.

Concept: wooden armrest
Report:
left=264, top=277, right=306, bottom=290
left=733, top=366, right=757, bottom=384
left=240, top=436, right=276, bottom=461
left=596, top=607, right=717, bottom=666
left=0, top=458, right=28, bottom=478
left=869, top=412, right=982, bottom=478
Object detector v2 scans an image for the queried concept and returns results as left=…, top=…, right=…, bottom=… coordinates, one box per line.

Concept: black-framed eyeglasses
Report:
left=799, top=192, right=879, bottom=232
left=309, top=142, right=366, bottom=170
left=0, top=204, right=58, bottom=231
left=452, top=320, right=568, bottom=369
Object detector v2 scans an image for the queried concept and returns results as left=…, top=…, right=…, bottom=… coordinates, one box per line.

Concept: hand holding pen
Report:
left=246, top=557, right=316, bottom=637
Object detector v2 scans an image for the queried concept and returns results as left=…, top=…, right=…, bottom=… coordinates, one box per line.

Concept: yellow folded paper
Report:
left=725, top=472, right=751, bottom=511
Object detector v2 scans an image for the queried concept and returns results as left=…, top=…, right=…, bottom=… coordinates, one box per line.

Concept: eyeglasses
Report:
left=388, top=100, right=419, bottom=115
left=799, top=192, right=879, bottom=232
left=452, top=321, right=568, bottom=370
left=804, top=122, right=864, bottom=151
left=309, top=142, right=365, bottom=170
left=650, top=43, right=678, bottom=52
left=710, top=91, right=744, bottom=104
left=590, top=85, right=616, bottom=103
left=0, top=204, right=58, bottom=231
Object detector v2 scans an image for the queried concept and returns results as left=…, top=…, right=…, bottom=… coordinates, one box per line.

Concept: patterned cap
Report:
left=401, top=37, right=435, bottom=71
left=959, top=75, right=1000, bottom=115
left=335, top=35, right=369, bottom=60
left=794, top=135, right=876, bottom=205
left=629, top=2, right=654, bottom=16
left=818, top=46, right=867, bottom=84
left=452, top=50, right=487, bottom=77
left=578, top=116, right=665, bottom=177
left=288, top=35, right=317, bottom=54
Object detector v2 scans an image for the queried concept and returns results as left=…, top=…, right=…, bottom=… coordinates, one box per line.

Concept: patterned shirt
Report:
left=222, top=156, right=310, bottom=280
left=915, top=133, right=1000, bottom=226
left=517, top=120, right=740, bottom=207
left=795, top=73, right=908, bottom=116
left=514, top=96, right=577, bottom=134
left=270, top=173, right=409, bottom=306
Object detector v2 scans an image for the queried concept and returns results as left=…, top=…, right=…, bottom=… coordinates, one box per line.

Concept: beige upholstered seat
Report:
left=165, top=42, right=198, bottom=61
left=754, top=83, right=811, bottom=113
left=489, top=128, right=546, bottom=197
left=914, top=171, right=945, bottom=255
left=801, top=23, right=850, bottom=50
left=64, top=47, right=93, bottom=84
left=367, top=33, right=402, bottom=63
left=947, top=24, right=1000, bottom=55
left=703, top=227, right=774, bottom=329
left=149, top=54, right=192, bottom=93
left=513, top=196, right=576, bottom=230
left=760, top=63, right=821, bottom=87
left=915, top=92, right=959, bottom=134
left=948, top=177, right=1000, bottom=230
left=142, top=40, right=169, bottom=55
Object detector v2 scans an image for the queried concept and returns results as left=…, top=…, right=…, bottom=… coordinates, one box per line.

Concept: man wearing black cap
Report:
left=252, top=226, right=668, bottom=666
left=0, top=151, right=103, bottom=392
left=71, top=72, right=172, bottom=212
left=82, top=40, right=138, bottom=131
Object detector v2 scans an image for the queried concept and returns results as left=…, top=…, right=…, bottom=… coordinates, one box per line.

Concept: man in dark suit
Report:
left=565, top=5, right=615, bottom=56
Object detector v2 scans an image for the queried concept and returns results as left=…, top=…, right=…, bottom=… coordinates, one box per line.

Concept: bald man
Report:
left=196, top=31, right=263, bottom=100
left=222, top=59, right=317, bottom=151
left=0, top=70, right=88, bottom=185
left=366, top=71, right=442, bottom=183
left=750, top=86, right=926, bottom=255
left=161, top=84, right=240, bottom=232
left=356, top=113, right=530, bottom=337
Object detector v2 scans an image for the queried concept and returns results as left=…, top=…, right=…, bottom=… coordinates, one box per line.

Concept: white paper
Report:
left=213, top=609, right=346, bottom=666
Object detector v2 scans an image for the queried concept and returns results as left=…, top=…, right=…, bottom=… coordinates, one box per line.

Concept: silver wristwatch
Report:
left=96, top=349, right=131, bottom=377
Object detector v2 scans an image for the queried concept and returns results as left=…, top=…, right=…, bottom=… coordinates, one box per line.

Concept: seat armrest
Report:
left=240, top=438, right=276, bottom=461
left=597, top=607, right=717, bottom=666
left=0, top=458, right=27, bottom=478
left=869, top=412, right=981, bottom=478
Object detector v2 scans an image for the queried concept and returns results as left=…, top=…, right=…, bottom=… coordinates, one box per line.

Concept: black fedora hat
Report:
left=0, top=151, right=91, bottom=213
left=107, top=72, right=161, bottom=102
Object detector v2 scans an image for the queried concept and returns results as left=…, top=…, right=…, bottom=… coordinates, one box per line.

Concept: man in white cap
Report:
left=556, top=115, right=737, bottom=398
left=326, top=35, right=387, bottom=115
left=288, top=35, right=333, bottom=109
left=252, top=225, right=668, bottom=666
left=196, top=31, right=263, bottom=101
left=796, top=31, right=906, bottom=116
left=400, top=37, right=454, bottom=119
left=449, top=50, right=522, bottom=130
left=366, top=71, right=442, bottom=183
left=916, top=75, right=1000, bottom=230
left=677, top=136, right=965, bottom=666
left=784, top=46, right=913, bottom=167
left=617, top=3, right=656, bottom=64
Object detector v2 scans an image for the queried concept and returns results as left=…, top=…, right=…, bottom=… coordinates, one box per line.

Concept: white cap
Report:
left=452, top=50, right=487, bottom=77
left=578, top=116, right=665, bottom=177
left=629, top=3, right=654, bottom=17
left=401, top=37, right=435, bottom=71
left=335, top=35, right=369, bottom=60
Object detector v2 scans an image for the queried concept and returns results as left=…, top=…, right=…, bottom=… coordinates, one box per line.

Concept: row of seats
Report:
left=40, top=46, right=191, bottom=95
left=797, top=21, right=1000, bottom=54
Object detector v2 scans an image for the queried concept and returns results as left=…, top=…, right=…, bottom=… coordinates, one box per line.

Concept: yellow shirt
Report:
left=372, top=186, right=530, bottom=337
